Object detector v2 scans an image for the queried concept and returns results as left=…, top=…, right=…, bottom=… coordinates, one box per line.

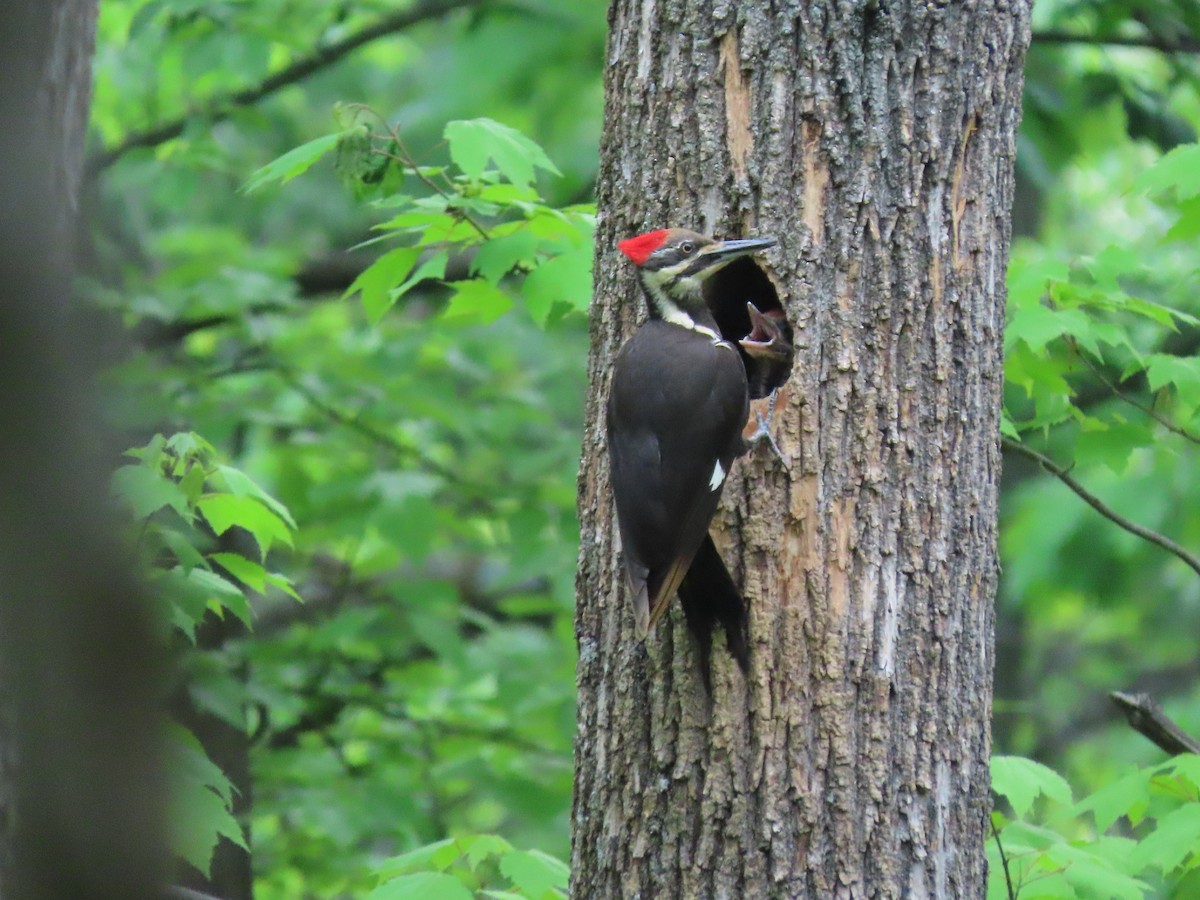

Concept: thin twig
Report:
left=350, top=102, right=491, bottom=241
left=1002, top=436, right=1200, bottom=579
left=1032, top=29, right=1200, bottom=54
left=991, top=817, right=1017, bottom=900
left=275, top=366, right=469, bottom=488
left=87, top=0, right=484, bottom=175
left=1071, top=346, right=1200, bottom=446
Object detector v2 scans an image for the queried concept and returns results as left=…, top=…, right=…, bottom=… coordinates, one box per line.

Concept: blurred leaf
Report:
left=113, top=464, right=190, bottom=519
left=1132, top=143, right=1200, bottom=201
left=345, top=246, right=421, bottom=323
left=499, top=849, right=569, bottom=898
left=196, top=494, right=293, bottom=557
left=443, top=278, right=513, bottom=324
left=992, top=756, right=1073, bottom=818
left=446, top=118, right=562, bottom=186
left=367, top=872, right=473, bottom=900
left=1128, top=803, right=1200, bottom=873
left=243, top=132, right=341, bottom=192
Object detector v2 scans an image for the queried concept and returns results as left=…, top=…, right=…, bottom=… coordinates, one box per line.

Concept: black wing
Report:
left=606, top=320, right=748, bottom=634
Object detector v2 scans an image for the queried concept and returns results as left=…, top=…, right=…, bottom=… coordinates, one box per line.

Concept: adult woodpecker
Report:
left=607, top=227, right=775, bottom=680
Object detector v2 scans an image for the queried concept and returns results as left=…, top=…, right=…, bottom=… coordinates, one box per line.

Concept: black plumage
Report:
left=606, top=228, right=778, bottom=682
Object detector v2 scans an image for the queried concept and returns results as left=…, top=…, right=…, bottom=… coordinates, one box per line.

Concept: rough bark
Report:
left=572, top=1, right=1030, bottom=897
left=0, top=2, right=169, bottom=897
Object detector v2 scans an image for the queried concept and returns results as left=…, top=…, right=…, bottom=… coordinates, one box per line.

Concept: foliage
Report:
left=367, top=834, right=568, bottom=899
left=91, top=0, right=604, bottom=891
left=1004, top=143, right=1200, bottom=450
left=84, top=0, right=1200, bottom=895
left=990, top=754, right=1200, bottom=899
left=246, top=107, right=593, bottom=327
left=113, top=431, right=299, bottom=874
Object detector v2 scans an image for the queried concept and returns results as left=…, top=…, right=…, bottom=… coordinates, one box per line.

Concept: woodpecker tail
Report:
left=678, top=533, right=750, bottom=691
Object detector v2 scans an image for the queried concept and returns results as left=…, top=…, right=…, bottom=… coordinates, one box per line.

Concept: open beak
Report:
left=739, top=302, right=789, bottom=359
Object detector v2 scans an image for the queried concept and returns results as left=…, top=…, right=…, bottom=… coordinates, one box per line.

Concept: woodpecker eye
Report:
left=678, top=241, right=696, bottom=255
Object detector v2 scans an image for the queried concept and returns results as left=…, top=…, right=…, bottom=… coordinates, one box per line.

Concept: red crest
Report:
left=617, top=229, right=670, bottom=266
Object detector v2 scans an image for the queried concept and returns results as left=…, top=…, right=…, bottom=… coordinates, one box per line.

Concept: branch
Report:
left=1109, top=691, right=1200, bottom=756
left=1032, top=29, right=1200, bottom=54
left=1001, top=436, right=1200, bottom=579
left=1070, top=341, right=1200, bottom=446
left=1027, top=658, right=1200, bottom=761
left=86, top=0, right=483, bottom=175
left=1073, top=326, right=1200, bottom=414
left=274, top=366, right=475, bottom=489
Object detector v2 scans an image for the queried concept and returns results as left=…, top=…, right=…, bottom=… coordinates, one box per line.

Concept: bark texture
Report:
left=0, top=2, right=169, bottom=897
left=573, top=1, right=1030, bottom=897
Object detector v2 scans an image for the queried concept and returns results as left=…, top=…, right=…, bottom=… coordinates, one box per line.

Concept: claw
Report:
left=745, top=389, right=788, bottom=466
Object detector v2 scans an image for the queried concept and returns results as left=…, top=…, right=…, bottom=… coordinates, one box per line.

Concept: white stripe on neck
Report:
left=647, top=279, right=723, bottom=343
left=661, top=306, right=721, bottom=342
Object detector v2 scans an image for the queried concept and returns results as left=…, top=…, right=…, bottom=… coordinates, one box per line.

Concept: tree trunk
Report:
left=0, top=3, right=168, bottom=897
left=572, top=1, right=1030, bottom=896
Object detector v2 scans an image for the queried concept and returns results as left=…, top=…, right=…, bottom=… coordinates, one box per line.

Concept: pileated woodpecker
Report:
left=607, top=227, right=775, bottom=681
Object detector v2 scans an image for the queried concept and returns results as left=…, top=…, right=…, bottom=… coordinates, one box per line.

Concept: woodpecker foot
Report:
left=746, top=390, right=788, bottom=466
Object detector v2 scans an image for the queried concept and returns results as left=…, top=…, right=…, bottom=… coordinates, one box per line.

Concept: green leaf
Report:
left=991, top=756, right=1073, bottom=818
left=499, top=849, right=569, bottom=898
left=1072, top=418, right=1152, bottom=475
left=1165, top=196, right=1200, bottom=243
left=215, top=465, right=298, bottom=529
left=196, top=494, right=293, bottom=558
left=443, top=278, right=513, bottom=324
left=461, top=834, right=515, bottom=870
left=170, top=725, right=246, bottom=877
left=1128, top=803, right=1200, bottom=873
left=243, top=132, right=341, bottom=193
left=184, top=567, right=252, bottom=626
left=1007, top=254, right=1068, bottom=311
left=376, top=839, right=458, bottom=879
left=160, top=527, right=205, bottom=572
left=344, top=246, right=421, bottom=324
left=173, top=784, right=244, bottom=877
left=171, top=724, right=235, bottom=804
left=395, top=251, right=448, bottom=296
left=1145, top=354, right=1200, bottom=394
left=1005, top=303, right=1090, bottom=353
left=522, top=246, right=592, bottom=325
left=367, top=873, right=473, bottom=900
left=1047, top=841, right=1147, bottom=899
left=472, top=230, right=540, bottom=283
left=445, top=118, right=561, bottom=186
left=263, top=570, right=302, bottom=602
left=209, top=551, right=267, bottom=592
left=1000, top=410, right=1020, bottom=440
left=1132, top=143, right=1200, bottom=201
left=113, top=464, right=190, bottom=519
left=1074, top=770, right=1153, bottom=832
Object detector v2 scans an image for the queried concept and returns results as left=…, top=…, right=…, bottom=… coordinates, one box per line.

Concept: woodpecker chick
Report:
left=739, top=302, right=795, bottom=461
left=739, top=302, right=794, bottom=398
left=607, top=228, right=775, bottom=680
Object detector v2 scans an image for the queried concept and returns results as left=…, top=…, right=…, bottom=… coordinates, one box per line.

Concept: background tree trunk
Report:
left=573, top=1, right=1030, bottom=896
left=0, top=2, right=168, bottom=897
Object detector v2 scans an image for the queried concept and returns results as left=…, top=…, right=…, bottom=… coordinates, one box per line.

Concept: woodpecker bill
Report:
left=606, top=227, right=775, bottom=680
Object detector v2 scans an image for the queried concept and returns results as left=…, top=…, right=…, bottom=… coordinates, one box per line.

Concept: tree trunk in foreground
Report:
left=0, top=3, right=168, bottom=897
left=573, top=1, right=1030, bottom=896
